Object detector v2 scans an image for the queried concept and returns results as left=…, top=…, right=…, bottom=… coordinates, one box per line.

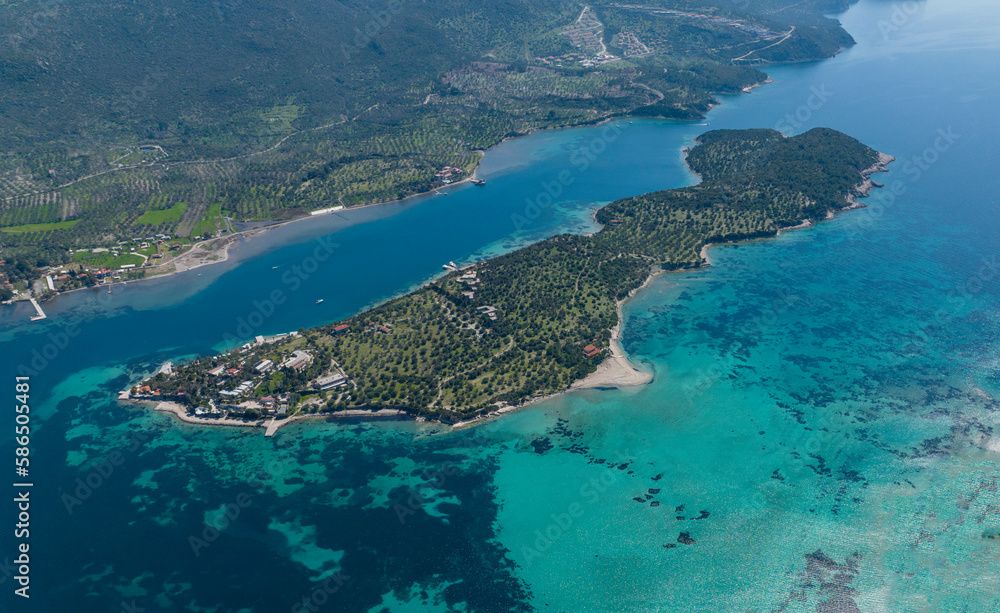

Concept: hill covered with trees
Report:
left=0, top=0, right=860, bottom=291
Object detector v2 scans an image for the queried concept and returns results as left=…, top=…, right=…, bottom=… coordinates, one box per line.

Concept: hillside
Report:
left=0, top=0, right=859, bottom=293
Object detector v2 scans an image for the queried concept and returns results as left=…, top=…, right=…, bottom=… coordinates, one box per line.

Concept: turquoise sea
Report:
left=2, top=0, right=1000, bottom=610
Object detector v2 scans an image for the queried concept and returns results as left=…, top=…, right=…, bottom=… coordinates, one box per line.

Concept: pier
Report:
left=28, top=298, right=47, bottom=322
left=264, top=418, right=283, bottom=437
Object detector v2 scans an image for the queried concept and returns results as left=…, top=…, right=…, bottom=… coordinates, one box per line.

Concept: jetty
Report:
left=265, top=418, right=283, bottom=437
left=28, top=298, right=47, bottom=322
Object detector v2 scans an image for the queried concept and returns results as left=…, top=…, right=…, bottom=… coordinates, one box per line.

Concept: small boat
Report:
left=107, top=287, right=112, bottom=294
left=472, top=178, right=486, bottom=186
left=316, top=299, right=324, bottom=304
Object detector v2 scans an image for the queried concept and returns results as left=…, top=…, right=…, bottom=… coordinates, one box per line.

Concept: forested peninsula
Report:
left=138, top=127, right=891, bottom=425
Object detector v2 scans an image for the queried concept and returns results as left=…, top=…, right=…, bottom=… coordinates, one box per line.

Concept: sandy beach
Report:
left=571, top=276, right=656, bottom=390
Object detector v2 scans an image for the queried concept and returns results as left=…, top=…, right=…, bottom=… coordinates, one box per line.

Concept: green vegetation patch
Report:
left=191, top=204, right=228, bottom=237
left=1, top=219, right=79, bottom=233
left=73, top=250, right=145, bottom=268
left=135, top=202, right=188, bottom=225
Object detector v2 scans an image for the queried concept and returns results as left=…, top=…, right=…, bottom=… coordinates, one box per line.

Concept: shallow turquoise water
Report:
left=2, top=0, right=1000, bottom=610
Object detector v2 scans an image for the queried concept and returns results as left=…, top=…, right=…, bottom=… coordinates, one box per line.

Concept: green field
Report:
left=1, top=220, right=79, bottom=233
left=135, top=202, right=188, bottom=225
left=72, top=250, right=145, bottom=268
left=190, top=204, right=228, bottom=237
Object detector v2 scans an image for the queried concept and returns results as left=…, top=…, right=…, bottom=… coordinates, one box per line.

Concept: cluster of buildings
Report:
left=536, top=7, right=620, bottom=68
left=434, top=166, right=464, bottom=184
left=458, top=269, right=480, bottom=300
left=205, top=342, right=350, bottom=413
left=536, top=53, right=587, bottom=67
left=367, top=322, right=394, bottom=334
left=280, top=350, right=313, bottom=372
left=126, top=385, right=162, bottom=399
left=476, top=305, right=499, bottom=322
left=196, top=394, right=292, bottom=418
left=220, top=380, right=256, bottom=397
left=610, top=31, right=655, bottom=58
left=561, top=7, right=606, bottom=55
left=316, top=373, right=349, bottom=391
left=235, top=331, right=300, bottom=354
left=447, top=266, right=500, bottom=321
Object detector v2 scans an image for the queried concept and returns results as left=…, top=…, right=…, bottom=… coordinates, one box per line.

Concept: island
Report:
left=134, top=127, right=891, bottom=427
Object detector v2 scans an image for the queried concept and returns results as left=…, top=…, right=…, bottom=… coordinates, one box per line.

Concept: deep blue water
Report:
left=2, top=0, right=1000, bottom=610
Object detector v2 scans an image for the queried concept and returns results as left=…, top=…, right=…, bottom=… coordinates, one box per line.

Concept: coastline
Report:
left=135, top=145, right=894, bottom=434
left=139, top=148, right=894, bottom=434
left=147, top=400, right=409, bottom=433
left=699, top=152, right=896, bottom=266
left=16, top=73, right=779, bottom=314
left=570, top=276, right=657, bottom=391
left=452, top=273, right=658, bottom=429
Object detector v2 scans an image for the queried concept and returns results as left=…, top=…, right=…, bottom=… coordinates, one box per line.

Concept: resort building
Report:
left=316, top=373, right=348, bottom=390
left=281, top=350, right=313, bottom=372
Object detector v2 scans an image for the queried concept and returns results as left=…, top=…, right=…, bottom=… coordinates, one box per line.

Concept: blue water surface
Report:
left=2, top=0, right=999, bottom=610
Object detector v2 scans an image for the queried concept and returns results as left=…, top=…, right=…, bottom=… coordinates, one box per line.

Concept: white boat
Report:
left=316, top=299, right=324, bottom=304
